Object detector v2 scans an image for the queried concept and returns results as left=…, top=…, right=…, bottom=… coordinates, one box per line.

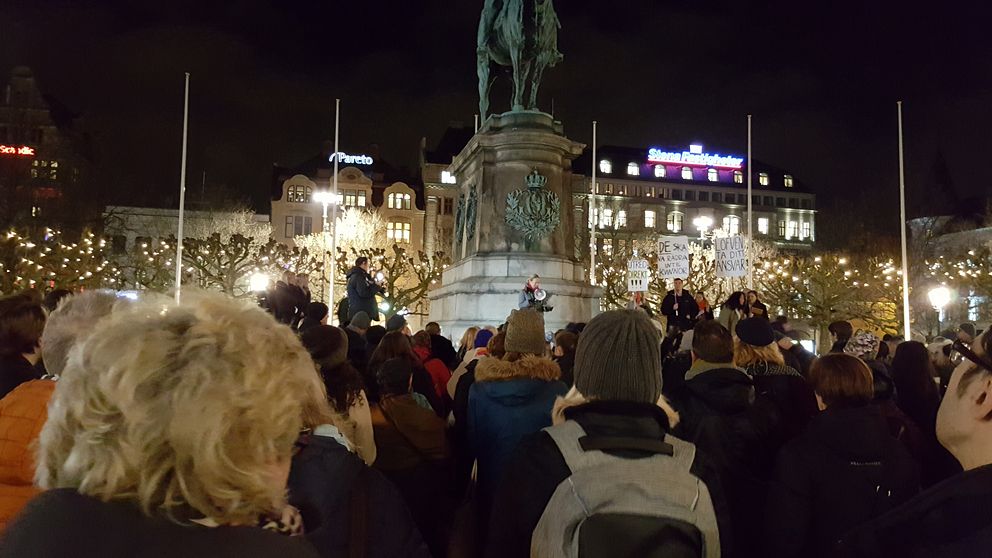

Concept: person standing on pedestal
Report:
left=347, top=257, right=383, bottom=322
left=661, top=278, right=698, bottom=333
left=518, top=275, right=552, bottom=312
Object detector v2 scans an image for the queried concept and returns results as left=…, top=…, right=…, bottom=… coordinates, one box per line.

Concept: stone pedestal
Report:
left=429, top=111, right=601, bottom=339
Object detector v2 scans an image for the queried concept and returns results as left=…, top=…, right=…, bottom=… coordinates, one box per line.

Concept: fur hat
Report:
left=736, top=317, right=776, bottom=347
left=504, top=309, right=546, bottom=355
left=574, top=310, right=662, bottom=404
left=300, top=325, right=349, bottom=368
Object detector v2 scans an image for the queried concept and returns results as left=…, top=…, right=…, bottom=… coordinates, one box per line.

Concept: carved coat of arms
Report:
left=505, top=169, right=561, bottom=240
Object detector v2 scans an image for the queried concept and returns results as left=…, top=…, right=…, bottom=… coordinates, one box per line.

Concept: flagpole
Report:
left=590, top=120, right=597, bottom=285
left=174, top=72, right=190, bottom=304
left=328, top=98, right=340, bottom=308
left=897, top=101, right=912, bottom=340
left=747, top=114, right=754, bottom=290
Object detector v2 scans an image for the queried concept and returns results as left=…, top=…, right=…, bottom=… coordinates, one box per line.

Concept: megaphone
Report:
left=534, top=288, right=548, bottom=301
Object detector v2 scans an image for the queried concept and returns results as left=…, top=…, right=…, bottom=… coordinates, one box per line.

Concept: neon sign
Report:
left=647, top=145, right=742, bottom=169
left=0, top=145, right=36, bottom=157
left=328, top=152, right=373, bottom=165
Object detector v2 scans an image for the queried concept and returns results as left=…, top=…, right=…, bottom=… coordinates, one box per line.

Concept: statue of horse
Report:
left=477, top=0, right=562, bottom=121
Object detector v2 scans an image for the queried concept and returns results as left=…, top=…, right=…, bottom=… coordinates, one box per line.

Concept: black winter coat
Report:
left=837, top=463, right=992, bottom=557
left=764, top=405, right=921, bottom=558
left=661, top=290, right=699, bottom=332
left=745, top=362, right=819, bottom=444
left=288, top=434, right=430, bottom=558
left=0, top=489, right=319, bottom=558
left=485, top=400, right=733, bottom=558
left=344, top=328, right=369, bottom=377
left=671, top=366, right=779, bottom=558
left=346, top=266, right=381, bottom=321
left=0, top=355, right=38, bottom=400
left=429, top=334, right=458, bottom=370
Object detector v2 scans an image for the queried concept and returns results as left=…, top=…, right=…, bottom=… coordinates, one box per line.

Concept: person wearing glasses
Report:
left=838, top=329, right=992, bottom=556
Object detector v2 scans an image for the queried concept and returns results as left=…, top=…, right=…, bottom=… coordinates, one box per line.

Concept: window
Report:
left=711, top=193, right=721, bottom=203
left=387, top=222, right=412, bottom=243
left=758, top=217, right=770, bottom=235
left=441, top=170, right=456, bottom=184
left=605, top=183, right=613, bottom=194
left=644, top=210, right=656, bottom=228
left=284, top=216, right=312, bottom=237
left=602, top=208, right=613, bottom=228
left=734, top=170, right=743, bottom=184
left=801, top=199, right=812, bottom=209
left=30, top=169, right=38, bottom=178
left=671, top=189, right=683, bottom=201
left=617, top=184, right=626, bottom=196
left=667, top=212, right=684, bottom=233
left=753, top=195, right=761, bottom=206
left=789, top=198, right=799, bottom=209
left=776, top=197, right=786, bottom=208
left=49, top=161, right=58, bottom=168
left=723, top=215, right=741, bottom=235
left=654, top=165, right=666, bottom=178
left=764, top=196, right=774, bottom=207
left=343, top=190, right=357, bottom=207
left=111, top=235, right=127, bottom=255
left=707, top=168, right=718, bottom=182
left=287, top=184, right=312, bottom=203
left=617, top=210, right=627, bottom=228
left=786, top=221, right=799, bottom=240
left=645, top=186, right=656, bottom=197
left=684, top=190, right=696, bottom=201
left=681, top=167, right=693, bottom=180
left=784, top=174, right=794, bottom=188
left=801, top=222, right=811, bottom=240
left=627, top=162, right=639, bottom=176
left=599, top=159, right=612, bottom=174
left=699, top=192, right=710, bottom=202
left=738, top=194, right=748, bottom=204
left=759, top=172, right=769, bottom=186
left=778, top=220, right=786, bottom=238
left=387, top=192, right=411, bottom=210
left=443, top=197, right=454, bottom=215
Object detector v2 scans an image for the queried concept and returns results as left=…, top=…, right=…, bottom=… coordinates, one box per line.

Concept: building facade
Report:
left=572, top=144, right=816, bottom=257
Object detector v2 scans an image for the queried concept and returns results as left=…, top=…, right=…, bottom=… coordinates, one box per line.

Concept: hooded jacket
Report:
left=412, top=345, right=451, bottom=402
left=0, top=379, right=56, bottom=533
left=345, top=266, right=381, bottom=321
left=765, top=405, right=921, bottom=558
left=468, top=356, right=567, bottom=503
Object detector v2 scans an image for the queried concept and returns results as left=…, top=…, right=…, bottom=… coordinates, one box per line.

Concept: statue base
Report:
left=428, top=253, right=601, bottom=343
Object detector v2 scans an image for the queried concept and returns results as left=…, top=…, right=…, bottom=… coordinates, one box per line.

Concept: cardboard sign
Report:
left=657, top=236, right=690, bottom=279
left=627, top=258, right=650, bottom=292
left=715, top=235, right=748, bottom=278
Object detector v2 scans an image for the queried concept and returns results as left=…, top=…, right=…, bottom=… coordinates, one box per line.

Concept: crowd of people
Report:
left=0, top=264, right=990, bottom=557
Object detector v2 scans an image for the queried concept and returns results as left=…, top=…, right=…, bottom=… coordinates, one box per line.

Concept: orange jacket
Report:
left=0, top=379, right=55, bottom=532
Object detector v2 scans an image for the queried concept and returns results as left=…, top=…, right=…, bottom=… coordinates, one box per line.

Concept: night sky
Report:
left=4, top=0, right=992, bottom=240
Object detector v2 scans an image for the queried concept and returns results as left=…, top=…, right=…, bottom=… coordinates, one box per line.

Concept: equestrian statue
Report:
left=477, top=0, right=562, bottom=121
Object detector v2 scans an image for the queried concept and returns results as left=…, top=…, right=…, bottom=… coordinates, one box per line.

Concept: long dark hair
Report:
left=320, top=361, right=366, bottom=414
left=890, top=340, right=941, bottom=432
left=369, top=331, right=420, bottom=373
left=722, top=291, right=746, bottom=312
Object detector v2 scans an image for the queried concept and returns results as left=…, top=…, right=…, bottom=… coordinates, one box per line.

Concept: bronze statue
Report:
left=477, top=0, right=562, bottom=120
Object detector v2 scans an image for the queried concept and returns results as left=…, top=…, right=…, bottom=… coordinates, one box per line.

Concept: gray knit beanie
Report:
left=504, top=309, right=546, bottom=355
left=574, top=310, right=662, bottom=403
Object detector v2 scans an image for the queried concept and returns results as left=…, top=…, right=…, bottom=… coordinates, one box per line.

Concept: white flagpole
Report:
left=747, top=114, right=754, bottom=290
left=174, top=72, right=190, bottom=304
left=590, top=120, right=597, bottom=285
left=328, top=98, right=340, bottom=307
left=897, top=101, right=912, bottom=340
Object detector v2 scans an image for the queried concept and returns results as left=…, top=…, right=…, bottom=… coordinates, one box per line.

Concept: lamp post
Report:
left=928, top=286, right=951, bottom=336
left=313, top=190, right=336, bottom=304
left=692, top=215, right=714, bottom=241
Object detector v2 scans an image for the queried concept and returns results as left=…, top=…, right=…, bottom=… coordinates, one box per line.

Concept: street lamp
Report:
left=249, top=272, right=270, bottom=293
left=928, top=286, right=952, bottom=334
left=692, top=215, right=714, bottom=240
left=313, top=190, right=337, bottom=306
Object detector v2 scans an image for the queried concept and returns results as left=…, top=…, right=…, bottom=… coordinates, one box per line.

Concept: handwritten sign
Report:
left=657, top=236, right=690, bottom=279
left=715, top=235, right=748, bottom=278
left=627, top=258, right=650, bottom=292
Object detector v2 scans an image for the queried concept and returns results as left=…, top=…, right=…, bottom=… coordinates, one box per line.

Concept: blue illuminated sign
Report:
left=647, top=145, right=743, bottom=169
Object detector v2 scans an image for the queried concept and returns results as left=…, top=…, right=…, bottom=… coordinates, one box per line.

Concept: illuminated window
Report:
left=759, top=172, right=769, bottom=186
left=387, top=192, right=412, bottom=210
left=441, top=170, right=456, bottom=184
left=40, top=160, right=47, bottom=167
left=357, top=191, right=367, bottom=207
left=681, top=167, right=693, bottom=180
left=800, top=221, right=811, bottom=240
left=287, top=184, right=312, bottom=203
left=784, top=174, right=794, bottom=188
left=387, top=221, right=412, bottom=243
left=758, top=217, right=770, bottom=235
left=722, top=215, right=741, bottom=235
left=707, top=168, right=718, bottom=182
left=786, top=220, right=798, bottom=240
left=654, top=165, right=666, bottom=178
left=667, top=212, right=684, bottom=233
left=603, top=239, right=613, bottom=256
left=734, top=170, right=743, bottom=184
left=617, top=184, right=626, bottom=195
left=50, top=161, right=58, bottom=168
left=627, top=162, right=639, bottom=176
left=343, top=190, right=357, bottom=207
left=644, top=210, right=656, bottom=228
left=778, top=220, right=786, bottom=237
left=50, top=168, right=57, bottom=180
left=645, top=186, right=656, bottom=197
left=599, top=160, right=612, bottom=174
left=30, top=169, right=37, bottom=178
left=617, top=210, right=627, bottom=227
left=605, top=183, right=613, bottom=194
left=602, top=208, right=613, bottom=228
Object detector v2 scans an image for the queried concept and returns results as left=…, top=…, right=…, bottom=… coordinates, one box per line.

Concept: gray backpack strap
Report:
left=544, top=420, right=603, bottom=473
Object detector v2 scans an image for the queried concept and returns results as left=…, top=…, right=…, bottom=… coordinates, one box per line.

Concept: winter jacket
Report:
left=344, top=327, right=369, bottom=377
left=468, top=356, right=567, bottom=506
left=744, top=361, right=818, bottom=443
left=784, top=344, right=815, bottom=378
left=412, top=345, right=451, bottom=402
left=485, top=399, right=733, bottom=558
left=749, top=300, right=770, bottom=320
left=0, top=379, right=56, bottom=533
left=0, top=355, right=39, bottom=401
left=836, top=463, right=992, bottom=557
left=716, top=307, right=743, bottom=337
left=670, top=363, right=779, bottom=558
left=288, top=431, right=430, bottom=558
left=552, top=351, right=575, bottom=387
left=345, top=266, right=381, bottom=322
left=448, top=347, right=487, bottom=399
left=429, top=334, right=459, bottom=370
left=0, top=489, right=320, bottom=558
left=661, top=289, right=699, bottom=332
left=764, top=405, right=921, bottom=558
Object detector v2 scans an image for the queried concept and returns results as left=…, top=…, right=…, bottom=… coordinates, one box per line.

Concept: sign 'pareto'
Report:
left=328, top=152, right=374, bottom=165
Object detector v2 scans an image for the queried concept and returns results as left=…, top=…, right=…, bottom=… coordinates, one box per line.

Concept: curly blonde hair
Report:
left=36, top=291, right=322, bottom=525
left=734, top=339, right=785, bottom=368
